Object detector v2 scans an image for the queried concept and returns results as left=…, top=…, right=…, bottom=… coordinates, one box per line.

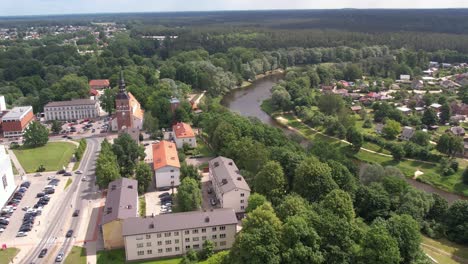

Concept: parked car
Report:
left=35, top=172, right=42, bottom=177
left=36, top=192, right=45, bottom=198
left=44, top=189, right=55, bottom=194
left=159, top=186, right=171, bottom=191
left=57, top=169, right=66, bottom=174
left=75, top=170, right=82, bottom=174
left=72, top=210, right=80, bottom=217
left=66, top=230, right=73, bottom=238
left=16, top=231, right=27, bottom=237
left=64, top=172, right=72, bottom=176
left=39, top=248, right=48, bottom=258
left=158, top=192, right=170, bottom=198
left=20, top=181, right=31, bottom=188
left=47, top=175, right=56, bottom=180
left=55, top=252, right=64, bottom=262
left=81, top=177, right=87, bottom=182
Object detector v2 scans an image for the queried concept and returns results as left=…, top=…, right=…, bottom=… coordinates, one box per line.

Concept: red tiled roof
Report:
left=89, top=79, right=110, bottom=87
left=173, top=122, right=195, bottom=138
left=89, top=89, right=98, bottom=96
left=153, top=141, right=180, bottom=170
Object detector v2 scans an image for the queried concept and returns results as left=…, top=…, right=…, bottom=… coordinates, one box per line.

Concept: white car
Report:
left=22, top=206, right=31, bottom=211
left=75, top=170, right=82, bottom=174
left=16, top=231, right=27, bottom=237
left=47, top=175, right=55, bottom=180
left=55, top=252, right=64, bottom=262
left=81, top=176, right=87, bottom=182
left=0, top=227, right=5, bottom=233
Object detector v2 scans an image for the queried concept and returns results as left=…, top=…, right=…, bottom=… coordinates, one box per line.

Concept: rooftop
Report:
left=122, top=208, right=238, bottom=236
left=153, top=140, right=180, bottom=170
left=44, top=99, right=97, bottom=107
left=209, top=156, right=250, bottom=194
left=102, top=178, right=138, bottom=225
left=89, top=79, right=110, bottom=87
left=173, top=122, right=195, bottom=139
left=128, top=92, right=144, bottom=120
left=2, top=106, right=33, bottom=120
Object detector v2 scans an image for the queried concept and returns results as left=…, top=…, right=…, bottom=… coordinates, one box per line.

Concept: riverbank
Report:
left=235, top=69, right=285, bottom=90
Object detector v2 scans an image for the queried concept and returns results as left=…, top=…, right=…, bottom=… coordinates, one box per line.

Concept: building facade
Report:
left=153, top=141, right=180, bottom=188
left=102, top=178, right=139, bottom=250
left=112, top=72, right=144, bottom=131
left=0, top=146, right=15, bottom=208
left=123, top=209, right=238, bottom=262
left=209, top=157, right=251, bottom=214
left=164, top=122, right=197, bottom=149
left=44, top=99, right=99, bottom=121
left=0, top=106, right=35, bottom=137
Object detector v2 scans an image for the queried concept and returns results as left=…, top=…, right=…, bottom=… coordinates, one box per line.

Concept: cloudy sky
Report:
left=2, top=0, right=468, bottom=16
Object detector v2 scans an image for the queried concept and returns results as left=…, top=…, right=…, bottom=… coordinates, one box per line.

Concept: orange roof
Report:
left=153, top=141, right=180, bottom=170
left=128, top=92, right=144, bottom=120
left=173, top=122, right=195, bottom=138
left=89, top=79, right=110, bottom=87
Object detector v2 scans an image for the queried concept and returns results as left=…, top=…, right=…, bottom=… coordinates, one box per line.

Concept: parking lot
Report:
left=145, top=187, right=177, bottom=216
left=57, top=118, right=110, bottom=138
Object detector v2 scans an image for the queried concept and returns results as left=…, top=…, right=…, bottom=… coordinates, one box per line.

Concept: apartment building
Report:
left=153, top=140, right=180, bottom=188
left=209, top=157, right=251, bottom=215
left=102, top=178, right=139, bottom=249
left=0, top=106, right=35, bottom=137
left=44, top=99, right=99, bottom=121
left=164, top=122, right=197, bottom=149
left=122, top=209, right=238, bottom=262
left=0, top=145, right=15, bottom=208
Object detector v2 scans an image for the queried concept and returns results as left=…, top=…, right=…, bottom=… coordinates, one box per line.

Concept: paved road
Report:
left=22, top=137, right=102, bottom=264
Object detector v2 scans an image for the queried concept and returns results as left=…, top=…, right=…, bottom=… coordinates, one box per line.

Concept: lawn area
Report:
left=65, top=246, right=87, bottom=264
left=422, top=236, right=468, bottom=264
left=13, top=142, right=76, bottom=173
left=196, top=137, right=215, bottom=157
left=64, top=178, right=72, bottom=190
left=139, top=196, right=146, bottom=216
left=0, top=248, right=20, bottom=264
left=97, top=249, right=182, bottom=264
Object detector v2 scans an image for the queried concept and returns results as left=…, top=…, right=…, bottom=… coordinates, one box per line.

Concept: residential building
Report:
left=44, top=99, right=99, bottom=121
left=430, top=103, right=442, bottom=112
left=89, top=79, right=110, bottom=90
left=209, top=157, right=250, bottom=215
left=397, top=106, right=412, bottom=115
left=0, top=96, right=6, bottom=111
left=411, top=80, right=424, bottom=90
left=450, top=126, right=466, bottom=137
left=153, top=141, right=180, bottom=189
left=400, top=127, right=415, bottom=141
left=0, top=146, right=15, bottom=208
left=165, top=122, right=197, bottom=149
left=350, top=106, right=362, bottom=113
left=102, top=178, right=139, bottom=249
left=111, top=72, right=144, bottom=132
left=122, top=209, right=238, bottom=262
left=0, top=106, right=34, bottom=138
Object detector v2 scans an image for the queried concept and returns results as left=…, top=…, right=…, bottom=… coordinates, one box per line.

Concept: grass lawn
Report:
left=139, top=196, right=146, bottom=217
left=73, top=160, right=81, bottom=171
left=97, top=249, right=182, bottom=264
left=64, top=178, right=72, bottom=190
left=0, top=248, right=20, bottom=264
left=13, top=142, right=76, bottom=173
left=64, top=246, right=86, bottom=264
left=196, top=138, right=215, bottom=157
left=422, top=236, right=468, bottom=264
left=260, top=99, right=276, bottom=115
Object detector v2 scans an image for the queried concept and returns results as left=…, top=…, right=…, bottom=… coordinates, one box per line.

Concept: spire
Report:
left=119, top=70, right=126, bottom=93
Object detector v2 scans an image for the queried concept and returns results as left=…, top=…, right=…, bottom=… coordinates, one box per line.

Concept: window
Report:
left=201, top=228, right=206, bottom=233
left=192, top=229, right=199, bottom=234
left=137, top=243, right=144, bottom=248
left=175, top=239, right=179, bottom=244
left=220, top=234, right=226, bottom=239
left=185, top=230, right=190, bottom=235
left=240, top=200, right=244, bottom=204
left=212, top=227, right=217, bottom=232
left=212, top=235, right=217, bottom=239
left=241, top=206, right=245, bottom=210
left=166, top=248, right=172, bottom=253
left=202, top=236, right=207, bottom=240
left=146, top=234, right=151, bottom=239
left=157, top=241, right=162, bottom=246
left=174, top=231, right=179, bottom=236
left=171, top=175, right=174, bottom=178
left=193, top=237, right=199, bottom=241
left=220, top=226, right=226, bottom=231
left=164, top=232, right=171, bottom=237
left=2, top=175, right=7, bottom=190
left=185, top=238, right=190, bottom=242
left=146, top=242, right=152, bottom=247
left=170, top=169, right=174, bottom=172
left=157, top=233, right=162, bottom=238
left=220, top=241, right=226, bottom=246
left=136, top=236, right=143, bottom=240
left=175, top=247, right=180, bottom=251
left=147, top=250, right=152, bottom=254
left=137, top=251, right=144, bottom=256
left=214, top=242, right=217, bottom=247
left=185, top=245, right=191, bottom=249
left=193, top=244, right=200, bottom=249
left=240, top=193, right=245, bottom=197
left=158, top=249, right=163, bottom=253
left=165, top=240, right=172, bottom=245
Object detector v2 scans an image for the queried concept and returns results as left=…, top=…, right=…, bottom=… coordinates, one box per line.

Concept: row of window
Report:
left=136, top=242, right=227, bottom=256
left=138, top=233, right=228, bottom=248
left=46, top=105, right=96, bottom=110
left=142, top=226, right=227, bottom=240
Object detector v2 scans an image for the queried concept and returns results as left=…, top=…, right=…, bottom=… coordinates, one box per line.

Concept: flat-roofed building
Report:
left=153, top=140, right=180, bottom=189
left=44, top=99, right=99, bottom=121
left=122, top=209, right=237, bottom=262
left=0, top=106, right=34, bottom=137
left=102, top=178, right=139, bottom=249
left=0, top=145, right=16, bottom=208
left=209, top=157, right=250, bottom=215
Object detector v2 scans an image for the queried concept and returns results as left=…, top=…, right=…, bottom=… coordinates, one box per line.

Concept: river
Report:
left=221, top=73, right=465, bottom=204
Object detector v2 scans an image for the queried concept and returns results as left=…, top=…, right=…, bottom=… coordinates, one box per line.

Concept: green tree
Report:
left=422, top=108, right=438, bottom=126
left=180, top=163, right=200, bottom=181
left=253, top=161, right=286, bottom=203
left=112, top=133, right=145, bottom=177
left=24, top=121, right=49, bottom=148
left=327, top=160, right=357, bottom=195
left=135, top=162, right=152, bottom=194
left=271, top=87, right=292, bottom=111
left=426, top=193, right=449, bottom=221
left=276, top=194, right=312, bottom=221
left=346, top=126, right=363, bottom=152
left=293, top=157, right=338, bottom=202
left=391, top=145, right=405, bottom=161
left=439, top=102, right=452, bottom=124
left=143, top=112, right=159, bottom=136
left=176, top=177, right=202, bottom=212
left=344, top=64, right=363, bottom=81
left=317, top=94, right=345, bottom=115
left=205, top=251, right=229, bottom=264
left=382, top=119, right=401, bottom=140
left=411, top=130, right=430, bottom=146
left=199, top=240, right=215, bottom=260
left=245, top=193, right=268, bottom=213
left=445, top=200, right=468, bottom=244
left=180, top=249, right=198, bottom=264
left=320, top=189, right=355, bottom=222
left=436, top=133, right=463, bottom=157
left=397, top=188, right=434, bottom=222
left=95, top=140, right=120, bottom=188
left=51, top=120, right=62, bottom=134
left=387, top=214, right=422, bottom=263
left=360, top=221, right=400, bottom=264
left=355, top=183, right=391, bottom=221
left=229, top=203, right=282, bottom=264
left=99, top=88, right=117, bottom=115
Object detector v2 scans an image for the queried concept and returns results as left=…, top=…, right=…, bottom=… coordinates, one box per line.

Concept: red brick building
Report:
left=0, top=106, right=35, bottom=138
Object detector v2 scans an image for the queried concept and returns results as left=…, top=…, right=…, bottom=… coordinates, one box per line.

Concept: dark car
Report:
left=63, top=172, right=72, bottom=176
left=160, top=197, right=173, bottom=203
left=57, top=169, right=66, bottom=174
left=159, top=186, right=171, bottom=191
left=36, top=192, right=45, bottom=198
left=49, top=179, right=60, bottom=186
left=67, top=136, right=72, bottom=140
left=158, top=192, right=170, bottom=198
left=45, top=189, right=55, bottom=194
left=39, top=248, right=48, bottom=258
left=20, top=181, right=31, bottom=188
left=66, top=230, right=73, bottom=238
left=72, top=210, right=80, bottom=217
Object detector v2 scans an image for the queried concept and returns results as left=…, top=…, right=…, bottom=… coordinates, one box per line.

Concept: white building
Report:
left=164, top=122, right=197, bottom=149
left=0, top=146, right=15, bottom=208
left=122, top=209, right=237, bottom=262
left=0, top=96, right=6, bottom=111
left=44, top=99, right=100, bottom=121
left=152, top=141, right=180, bottom=189
left=209, top=157, right=250, bottom=215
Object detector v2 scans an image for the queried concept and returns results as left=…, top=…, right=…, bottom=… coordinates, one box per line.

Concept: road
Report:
left=22, top=137, right=102, bottom=264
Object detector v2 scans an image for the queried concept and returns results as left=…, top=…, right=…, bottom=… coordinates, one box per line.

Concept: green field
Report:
left=64, top=178, right=72, bottom=190
left=422, top=236, right=468, bottom=264
left=13, top=142, right=76, bottom=173
left=0, top=248, right=20, bottom=264
left=97, top=249, right=182, bottom=264
left=65, top=246, right=87, bottom=264
left=195, top=137, right=215, bottom=157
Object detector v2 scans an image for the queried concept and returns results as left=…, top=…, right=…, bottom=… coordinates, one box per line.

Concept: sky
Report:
left=2, top=0, right=468, bottom=16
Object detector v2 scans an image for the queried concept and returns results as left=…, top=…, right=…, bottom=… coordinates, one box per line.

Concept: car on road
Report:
left=39, top=248, right=48, bottom=258
left=158, top=192, right=170, bottom=198
left=81, top=176, right=87, bottom=182
left=66, top=229, right=73, bottom=237
left=75, top=170, right=82, bottom=174
left=55, top=252, right=64, bottom=262
left=72, top=210, right=80, bottom=217
left=16, top=231, right=27, bottom=237
left=92, top=128, right=96, bottom=133
left=64, top=172, right=72, bottom=176
left=49, top=179, right=60, bottom=186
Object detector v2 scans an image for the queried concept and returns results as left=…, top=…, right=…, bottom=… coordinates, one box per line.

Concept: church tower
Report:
left=115, top=71, right=133, bottom=130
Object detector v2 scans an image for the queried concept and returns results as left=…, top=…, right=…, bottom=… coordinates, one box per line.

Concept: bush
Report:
left=74, top=139, right=87, bottom=161
left=450, top=160, right=459, bottom=172
left=442, top=167, right=455, bottom=176
left=363, top=119, right=373, bottom=128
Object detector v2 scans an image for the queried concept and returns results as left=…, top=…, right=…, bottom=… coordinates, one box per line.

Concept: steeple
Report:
left=116, top=70, right=129, bottom=100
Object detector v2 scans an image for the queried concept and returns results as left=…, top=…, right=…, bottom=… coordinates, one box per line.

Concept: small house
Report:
left=400, top=126, right=415, bottom=141
left=450, top=126, right=466, bottom=137
left=350, top=106, right=362, bottom=113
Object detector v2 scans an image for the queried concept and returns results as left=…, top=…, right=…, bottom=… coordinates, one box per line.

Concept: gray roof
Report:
left=450, top=126, right=465, bottom=135
left=2, top=106, right=32, bottom=120
left=122, top=209, right=238, bottom=236
left=209, top=156, right=250, bottom=194
left=102, top=178, right=138, bottom=225
left=44, top=99, right=97, bottom=108
left=401, top=126, right=415, bottom=139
